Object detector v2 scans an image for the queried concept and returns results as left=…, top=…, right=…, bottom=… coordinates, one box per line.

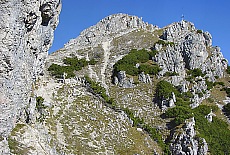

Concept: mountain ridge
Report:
left=2, top=13, right=230, bottom=154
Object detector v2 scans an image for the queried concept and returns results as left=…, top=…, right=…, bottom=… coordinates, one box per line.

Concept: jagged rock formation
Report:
left=155, top=20, right=227, bottom=81
left=153, top=20, right=228, bottom=108
left=0, top=0, right=61, bottom=153
left=170, top=117, right=208, bottom=155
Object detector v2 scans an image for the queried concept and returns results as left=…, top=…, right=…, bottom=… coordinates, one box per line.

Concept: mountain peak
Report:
left=64, top=13, right=158, bottom=49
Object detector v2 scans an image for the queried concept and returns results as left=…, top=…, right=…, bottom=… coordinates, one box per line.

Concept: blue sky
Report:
left=50, top=0, right=230, bottom=62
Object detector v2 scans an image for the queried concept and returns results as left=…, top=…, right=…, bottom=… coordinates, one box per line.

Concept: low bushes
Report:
left=226, top=66, right=230, bottom=74
left=155, top=40, right=175, bottom=46
left=221, top=87, right=230, bottom=97
left=113, top=49, right=161, bottom=76
left=36, top=96, right=45, bottom=111
left=48, top=57, right=97, bottom=79
left=164, top=72, right=179, bottom=77
left=138, top=64, right=161, bottom=75
left=156, top=80, right=179, bottom=101
left=84, top=76, right=115, bottom=107
left=187, top=68, right=205, bottom=78
left=123, top=107, right=170, bottom=153
left=165, top=102, right=230, bottom=154
left=197, top=30, right=203, bottom=34
left=223, top=103, right=230, bottom=117
left=165, top=106, right=193, bottom=125
left=193, top=105, right=230, bottom=155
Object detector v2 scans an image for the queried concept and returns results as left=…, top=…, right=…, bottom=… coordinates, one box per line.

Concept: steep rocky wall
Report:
left=0, top=0, right=61, bottom=137
left=155, top=20, right=228, bottom=83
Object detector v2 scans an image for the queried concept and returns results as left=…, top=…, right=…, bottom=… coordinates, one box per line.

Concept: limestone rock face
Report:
left=155, top=20, right=227, bottom=82
left=154, top=20, right=227, bottom=108
left=0, top=0, right=61, bottom=138
left=170, top=117, right=208, bottom=155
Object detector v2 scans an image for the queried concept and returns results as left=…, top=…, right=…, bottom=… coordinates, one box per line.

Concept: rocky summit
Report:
left=1, top=10, right=230, bottom=155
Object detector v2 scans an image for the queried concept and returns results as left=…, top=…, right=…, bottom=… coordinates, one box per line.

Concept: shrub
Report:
left=193, top=105, right=211, bottom=116
left=124, top=107, right=170, bottom=153
left=84, top=76, right=117, bottom=109
left=148, top=49, right=158, bottom=59
left=138, top=64, right=162, bottom=75
left=223, top=87, right=230, bottom=97
left=214, top=81, right=225, bottom=86
left=85, top=76, right=170, bottom=154
left=197, top=92, right=204, bottom=98
left=164, top=97, right=230, bottom=154
left=187, top=68, right=205, bottom=78
left=113, top=49, right=161, bottom=76
left=181, top=91, right=194, bottom=99
left=36, top=96, right=47, bottom=122
left=156, top=80, right=179, bottom=101
left=207, top=97, right=214, bottom=103
left=197, top=30, right=203, bottom=34
left=226, top=66, right=230, bottom=74
left=165, top=106, right=193, bottom=125
left=193, top=106, right=230, bottom=155
left=155, top=40, right=175, bottom=47
left=164, top=72, right=179, bottom=76
left=175, top=98, right=190, bottom=107
left=223, top=103, right=230, bottom=117
left=36, top=96, right=45, bottom=111
left=205, top=80, right=214, bottom=90
left=48, top=57, right=96, bottom=79
left=209, top=105, right=219, bottom=112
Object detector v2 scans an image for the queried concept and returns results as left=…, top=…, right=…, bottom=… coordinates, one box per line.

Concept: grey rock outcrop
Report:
left=205, top=110, right=216, bottom=122
left=115, top=71, right=134, bottom=88
left=0, top=0, right=61, bottom=139
left=154, top=20, right=227, bottom=83
left=153, top=20, right=227, bottom=108
left=138, top=72, right=152, bottom=84
left=160, top=92, right=176, bottom=110
left=170, top=117, right=208, bottom=155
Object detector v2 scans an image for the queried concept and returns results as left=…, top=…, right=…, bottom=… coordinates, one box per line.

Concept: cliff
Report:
left=0, top=0, right=61, bottom=154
